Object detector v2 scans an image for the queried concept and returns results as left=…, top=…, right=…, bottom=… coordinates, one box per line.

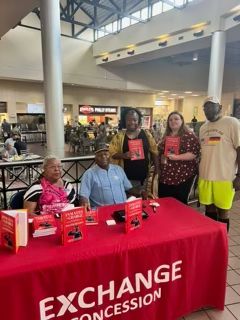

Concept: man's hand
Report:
left=233, top=176, right=240, bottom=191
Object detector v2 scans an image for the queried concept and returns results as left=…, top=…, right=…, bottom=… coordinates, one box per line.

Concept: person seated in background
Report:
left=14, top=134, right=27, bottom=155
left=1, top=141, right=18, bottom=160
left=24, top=155, right=76, bottom=216
left=79, top=143, right=147, bottom=209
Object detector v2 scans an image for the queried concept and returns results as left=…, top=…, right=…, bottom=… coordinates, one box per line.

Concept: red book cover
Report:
left=61, top=207, right=86, bottom=245
left=0, top=212, right=19, bottom=253
left=33, top=214, right=57, bottom=230
left=128, top=139, right=145, bottom=160
left=125, top=198, right=143, bottom=233
left=32, top=214, right=57, bottom=237
left=164, top=136, right=180, bottom=156
left=85, top=208, right=98, bottom=225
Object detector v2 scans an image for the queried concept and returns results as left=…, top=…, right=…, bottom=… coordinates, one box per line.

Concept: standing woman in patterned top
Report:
left=158, top=111, right=200, bottom=204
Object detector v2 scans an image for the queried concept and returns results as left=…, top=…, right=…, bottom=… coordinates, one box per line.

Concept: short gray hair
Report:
left=42, top=155, right=61, bottom=170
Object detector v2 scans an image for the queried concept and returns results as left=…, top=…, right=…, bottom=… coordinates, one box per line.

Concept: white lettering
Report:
left=79, top=314, right=91, bottom=320
left=143, top=293, right=153, bottom=306
left=104, top=305, right=113, bottom=318
left=98, top=281, right=114, bottom=305
left=78, top=287, right=95, bottom=308
left=172, top=260, right=182, bottom=281
left=116, top=277, right=134, bottom=299
left=39, top=297, right=55, bottom=320
left=114, top=303, right=122, bottom=315
left=57, top=293, right=78, bottom=316
left=135, top=270, right=152, bottom=292
left=154, top=265, right=170, bottom=283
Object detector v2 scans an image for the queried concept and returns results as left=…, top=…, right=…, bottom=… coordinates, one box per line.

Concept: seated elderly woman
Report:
left=24, top=155, right=76, bottom=216
left=1, top=141, right=18, bottom=160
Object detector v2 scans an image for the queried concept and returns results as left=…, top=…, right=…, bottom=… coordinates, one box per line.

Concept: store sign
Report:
left=79, top=105, right=94, bottom=114
left=79, top=105, right=117, bottom=114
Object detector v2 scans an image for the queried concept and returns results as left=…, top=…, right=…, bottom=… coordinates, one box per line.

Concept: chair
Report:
left=187, top=175, right=199, bottom=205
left=9, top=190, right=25, bottom=209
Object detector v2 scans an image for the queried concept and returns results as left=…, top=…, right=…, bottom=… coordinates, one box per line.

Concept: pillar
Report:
left=207, top=31, right=226, bottom=101
left=40, top=0, right=65, bottom=158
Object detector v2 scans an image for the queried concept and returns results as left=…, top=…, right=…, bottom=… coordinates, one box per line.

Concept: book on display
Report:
left=61, top=207, right=86, bottom=245
left=33, top=214, right=57, bottom=237
left=0, top=209, right=28, bottom=253
left=125, top=198, right=143, bottom=233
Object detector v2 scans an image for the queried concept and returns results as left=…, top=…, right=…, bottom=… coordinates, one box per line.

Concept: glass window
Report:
left=122, top=17, right=130, bottom=29
left=152, top=1, right=163, bottom=16
left=141, top=7, right=148, bottom=20
left=112, top=20, right=118, bottom=32
left=97, top=30, right=105, bottom=38
left=163, top=2, right=173, bottom=12
left=105, top=23, right=113, bottom=33
left=131, top=10, right=140, bottom=24
left=175, top=0, right=186, bottom=6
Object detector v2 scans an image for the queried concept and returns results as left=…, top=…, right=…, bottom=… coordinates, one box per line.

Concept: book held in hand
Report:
left=164, top=136, right=180, bottom=156
left=128, top=139, right=145, bottom=160
left=61, top=207, right=86, bottom=245
left=33, top=214, right=57, bottom=237
left=125, top=198, right=143, bottom=233
left=0, top=209, right=28, bottom=253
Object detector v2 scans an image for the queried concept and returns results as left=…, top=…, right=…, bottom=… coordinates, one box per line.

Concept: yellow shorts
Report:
left=198, top=178, right=235, bottom=210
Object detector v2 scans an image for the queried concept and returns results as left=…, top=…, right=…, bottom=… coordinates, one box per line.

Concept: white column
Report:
left=207, top=31, right=226, bottom=101
left=40, top=0, right=64, bottom=158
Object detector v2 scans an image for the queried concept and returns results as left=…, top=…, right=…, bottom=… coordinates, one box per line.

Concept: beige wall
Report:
left=0, top=80, right=236, bottom=124
left=0, top=80, right=155, bottom=123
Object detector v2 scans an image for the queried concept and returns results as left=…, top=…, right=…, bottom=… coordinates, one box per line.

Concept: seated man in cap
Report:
left=199, top=96, right=240, bottom=231
left=79, top=143, right=147, bottom=208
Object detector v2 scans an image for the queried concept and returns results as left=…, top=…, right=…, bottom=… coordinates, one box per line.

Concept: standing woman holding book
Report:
left=158, top=111, right=200, bottom=204
left=109, top=108, right=158, bottom=187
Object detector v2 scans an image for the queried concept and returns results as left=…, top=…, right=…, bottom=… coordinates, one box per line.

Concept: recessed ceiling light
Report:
left=192, top=94, right=199, bottom=97
left=184, top=91, right=192, bottom=94
left=162, top=90, right=169, bottom=93
left=171, top=93, right=177, bottom=96
left=193, top=53, right=198, bottom=61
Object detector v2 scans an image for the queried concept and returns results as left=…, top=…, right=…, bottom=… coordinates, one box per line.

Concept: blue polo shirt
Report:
left=79, top=164, right=133, bottom=207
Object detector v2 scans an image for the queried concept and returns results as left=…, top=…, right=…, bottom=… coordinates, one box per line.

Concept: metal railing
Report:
left=0, top=155, right=95, bottom=209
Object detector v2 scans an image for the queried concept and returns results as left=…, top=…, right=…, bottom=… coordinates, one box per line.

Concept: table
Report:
left=0, top=198, right=228, bottom=320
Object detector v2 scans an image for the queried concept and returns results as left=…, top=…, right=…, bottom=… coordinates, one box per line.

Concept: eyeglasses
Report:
left=47, top=165, right=63, bottom=170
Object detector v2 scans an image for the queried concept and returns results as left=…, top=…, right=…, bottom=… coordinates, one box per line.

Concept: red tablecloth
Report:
left=0, top=198, right=228, bottom=320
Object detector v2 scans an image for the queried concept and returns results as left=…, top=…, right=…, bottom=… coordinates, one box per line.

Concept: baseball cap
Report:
left=203, top=96, right=220, bottom=105
left=95, top=143, right=109, bottom=154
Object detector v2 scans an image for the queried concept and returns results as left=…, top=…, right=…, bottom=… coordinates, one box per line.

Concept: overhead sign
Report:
left=79, top=105, right=118, bottom=115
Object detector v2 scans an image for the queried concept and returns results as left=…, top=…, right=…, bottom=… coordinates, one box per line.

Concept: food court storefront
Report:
left=79, top=105, right=118, bottom=127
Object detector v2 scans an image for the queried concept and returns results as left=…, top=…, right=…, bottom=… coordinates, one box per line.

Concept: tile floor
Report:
left=181, top=200, right=240, bottom=320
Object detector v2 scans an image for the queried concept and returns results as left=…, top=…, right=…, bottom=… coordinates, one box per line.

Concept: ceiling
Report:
left=0, top=0, right=191, bottom=40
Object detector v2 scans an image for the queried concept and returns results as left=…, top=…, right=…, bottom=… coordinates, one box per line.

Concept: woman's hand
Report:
left=167, top=154, right=179, bottom=161
left=123, top=151, right=132, bottom=159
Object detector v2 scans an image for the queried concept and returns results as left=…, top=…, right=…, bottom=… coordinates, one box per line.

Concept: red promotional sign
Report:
left=79, top=105, right=94, bottom=114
